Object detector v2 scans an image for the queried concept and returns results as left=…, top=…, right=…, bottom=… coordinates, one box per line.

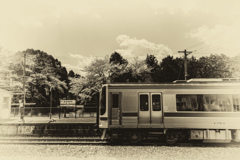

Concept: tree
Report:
left=68, top=70, right=75, bottom=78
left=67, top=75, right=84, bottom=102
left=187, top=56, right=201, bottom=79
left=197, top=54, right=231, bottom=78
left=0, top=47, right=16, bottom=86
left=78, top=56, right=110, bottom=104
left=146, top=54, right=158, bottom=68
left=228, top=54, right=240, bottom=78
left=109, top=52, right=130, bottom=82
left=9, top=49, right=69, bottom=107
left=145, top=54, right=162, bottom=82
left=109, top=52, right=128, bottom=65
left=129, top=57, right=151, bottom=82
left=109, top=64, right=132, bottom=83
left=159, top=56, right=184, bottom=82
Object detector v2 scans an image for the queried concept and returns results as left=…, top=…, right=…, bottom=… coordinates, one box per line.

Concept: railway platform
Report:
left=0, top=115, right=98, bottom=137
left=0, top=116, right=96, bottom=124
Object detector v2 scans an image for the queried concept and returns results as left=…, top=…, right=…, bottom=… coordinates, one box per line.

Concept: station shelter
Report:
left=0, top=86, right=13, bottom=119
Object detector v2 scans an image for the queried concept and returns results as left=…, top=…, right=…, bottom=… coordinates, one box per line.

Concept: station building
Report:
left=0, top=86, right=13, bottom=119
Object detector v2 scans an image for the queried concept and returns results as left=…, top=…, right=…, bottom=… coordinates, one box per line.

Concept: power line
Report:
left=184, top=36, right=227, bottom=53
left=185, top=41, right=205, bottom=50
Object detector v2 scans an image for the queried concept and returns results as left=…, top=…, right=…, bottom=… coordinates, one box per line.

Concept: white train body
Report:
left=99, top=79, right=240, bottom=143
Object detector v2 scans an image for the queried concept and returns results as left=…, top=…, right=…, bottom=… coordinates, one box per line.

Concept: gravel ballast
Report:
left=0, top=144, right=240, bottom=160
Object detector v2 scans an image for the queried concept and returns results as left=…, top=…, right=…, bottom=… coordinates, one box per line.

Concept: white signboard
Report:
left=60, top=100, right=76, bottom=107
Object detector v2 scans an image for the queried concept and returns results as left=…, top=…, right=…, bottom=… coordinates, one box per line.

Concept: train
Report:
left=98, top=78, right=240, bottom=144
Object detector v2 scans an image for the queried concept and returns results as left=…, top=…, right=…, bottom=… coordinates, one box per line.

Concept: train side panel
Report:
left=164, top=114, right=240, bottom=129
left=99, top=83, right=240, bottom=143
left=121, top=91, right=138, bottom=128
left=163, top=88, right=240, bottom=130
left=107, top=88, right=164, bottom=129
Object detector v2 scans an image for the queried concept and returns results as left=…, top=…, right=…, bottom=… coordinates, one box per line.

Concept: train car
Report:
left=99, top=78, right=240, bottom=144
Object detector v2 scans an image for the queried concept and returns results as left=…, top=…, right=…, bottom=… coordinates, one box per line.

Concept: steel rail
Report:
left=0, top=137, right=239, bottom=147
left=0, top=137, right=108, bottom=145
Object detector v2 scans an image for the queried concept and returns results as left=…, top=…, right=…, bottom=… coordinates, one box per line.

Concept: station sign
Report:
left=60, top=100, right=76, bottom=107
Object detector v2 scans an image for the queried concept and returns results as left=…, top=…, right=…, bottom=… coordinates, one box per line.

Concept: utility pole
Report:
left=50, top=85, right=52, bottom=119
left=178, top=49, right=192, bottom=81
left=22, top=53, right=26, bottom=122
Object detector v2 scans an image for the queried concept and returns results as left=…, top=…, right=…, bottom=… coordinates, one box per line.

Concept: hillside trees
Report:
left=158, top=54, right=232, bottom=81
left=75, top=52, right=237, bottom=104
left=3, top=47, right=239, bottom=106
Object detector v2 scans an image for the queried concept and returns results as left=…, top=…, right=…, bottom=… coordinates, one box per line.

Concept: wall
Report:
left=0, top=88, right=12, bottom=119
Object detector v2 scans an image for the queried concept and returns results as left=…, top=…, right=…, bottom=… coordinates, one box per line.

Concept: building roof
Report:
left=0, top=85, right=15, bottom=92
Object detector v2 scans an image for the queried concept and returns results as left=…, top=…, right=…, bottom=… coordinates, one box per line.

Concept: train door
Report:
left=110, top=93, right=121, bottom=126
left=138, top=93, right=163, bottom=128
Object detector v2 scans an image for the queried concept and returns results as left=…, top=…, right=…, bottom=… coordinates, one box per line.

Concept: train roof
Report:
left=103, top=78, right=240, bottom=89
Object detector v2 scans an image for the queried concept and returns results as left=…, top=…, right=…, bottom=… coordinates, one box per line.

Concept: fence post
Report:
left=75, top=105, right=76, bottom=119
left=58, top=106, right=61, bottom=119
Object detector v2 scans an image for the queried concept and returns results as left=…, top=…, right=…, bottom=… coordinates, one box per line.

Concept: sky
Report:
left=1, top=0, right=240, bottom=75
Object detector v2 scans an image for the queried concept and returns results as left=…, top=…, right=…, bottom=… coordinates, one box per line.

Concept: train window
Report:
left=176, top=95, right=198, bottom=111
left=177, top=94, right=237, bottom=112
left=152, top=95, right=161, bottom=111
left=112, top=94, right=119, bottom=108
left=203, top=95, right=233, bottom=112
left=233, top=95, right=240, bottom=112
left=100, top=86, right=106, bottom=115
left=218, top=95, right=233, bottom=111
left=203, top=95, right=219, bottom=111
left=140, top=95, right=148, bottom=111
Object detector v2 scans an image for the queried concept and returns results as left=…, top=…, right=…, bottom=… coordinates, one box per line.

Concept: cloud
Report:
left=187, top=21, right=240, bottom=57
left=62, top=63, right=81, bottom=74
left=66, top=53, right=99, bottom=76
left=17, top=16, right=43, bottom=28
left=115, top=35, right=173, bottom=62
left=92, top=12, right=102, bottom=19
left=147, top=0, right=240, bottom=16
left=64, top=35, right=174, bottom=75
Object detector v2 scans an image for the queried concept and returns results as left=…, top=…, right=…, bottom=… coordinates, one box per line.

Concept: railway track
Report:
left=0, top=137, right=108, bottom=145
left=0, top=137, right=240, bottom=147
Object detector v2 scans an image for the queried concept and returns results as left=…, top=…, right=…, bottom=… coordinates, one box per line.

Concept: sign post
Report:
left=60, top=100, right=76, bottom=118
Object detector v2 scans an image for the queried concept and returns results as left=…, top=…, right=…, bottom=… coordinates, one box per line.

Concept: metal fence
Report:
left=11, top=107, right=97, bottom=118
